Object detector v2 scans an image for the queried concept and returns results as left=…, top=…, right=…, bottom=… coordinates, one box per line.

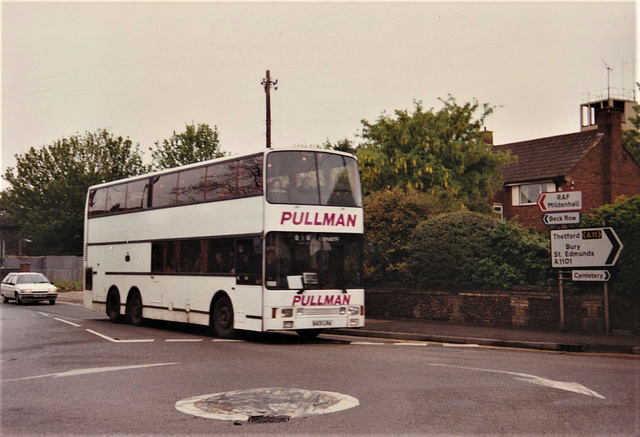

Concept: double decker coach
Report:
left=84, top=148, right=365, bottom=338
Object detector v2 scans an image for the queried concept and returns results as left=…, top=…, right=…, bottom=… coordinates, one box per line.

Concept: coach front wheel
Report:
left=212, top=295, right=235, bottom=339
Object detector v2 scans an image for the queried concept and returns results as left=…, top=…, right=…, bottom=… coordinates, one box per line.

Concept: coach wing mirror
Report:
left=287, top=275, right=303, bottom=292
left=286, top=273, right=318, bottom=293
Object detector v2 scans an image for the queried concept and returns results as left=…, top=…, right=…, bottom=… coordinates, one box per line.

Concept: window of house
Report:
left=511, top=182, right=555, bottom=206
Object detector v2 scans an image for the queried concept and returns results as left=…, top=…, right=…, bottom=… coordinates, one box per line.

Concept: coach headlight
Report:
left=281, top=308, right=293, bottom=318
left=348, top=306, right=359, bottom=315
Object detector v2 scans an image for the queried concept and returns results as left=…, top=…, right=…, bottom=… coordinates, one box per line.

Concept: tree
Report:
left=356, top=96, right=513, bottom=210
left=0, top=129, right=146, bottom=255
left=364, top=187, right=464, bottom=284
left=622, top=99, right=640, bottom=163
left=322, top=138, right=358, bottom=154
left=151, top=123, right=226, bottom=170
left=581, top=195, right=640, bottom=295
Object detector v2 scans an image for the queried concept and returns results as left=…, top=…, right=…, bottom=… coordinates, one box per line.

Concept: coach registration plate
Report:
left=313, top=320, right=333, bottom=327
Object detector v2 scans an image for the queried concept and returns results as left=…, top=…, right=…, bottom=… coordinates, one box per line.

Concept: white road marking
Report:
left=443, top=343, right=479, bottom=348
left=85, top=329, right=154, bottom=343
left=4, top=363, right=178, bottom=382
left=165, top=339, right=203, bottom=342
left=351, top=341, right=386, bottom=345
left=429, top=363, right=605, bottom=399
left=37, top=312, right=48, bottom=316
left=212, top=339, right=242, bottom=342
left=393, top=343, right=429, bottom=347
left=54, top=318, right=82, bottom=327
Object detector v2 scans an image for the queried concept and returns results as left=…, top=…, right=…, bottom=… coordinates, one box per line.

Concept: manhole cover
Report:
left=175, top=387, right=359, bottom=423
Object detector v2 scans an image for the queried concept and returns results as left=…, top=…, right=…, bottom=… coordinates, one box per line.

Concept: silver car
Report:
left=1, top=272, right=58, bottom=305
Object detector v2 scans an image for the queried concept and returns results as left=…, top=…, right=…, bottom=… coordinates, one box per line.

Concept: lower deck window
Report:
left=151, top=237, right=262, bottom=284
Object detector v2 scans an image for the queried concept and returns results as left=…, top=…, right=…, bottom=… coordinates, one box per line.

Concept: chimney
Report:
left=482, top=128, right=493, bottom=146
left=596, top=107, right=623, bottom=204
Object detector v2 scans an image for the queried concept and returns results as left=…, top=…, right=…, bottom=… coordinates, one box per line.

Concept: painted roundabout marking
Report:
left=175, top=387, right=359, bottom=423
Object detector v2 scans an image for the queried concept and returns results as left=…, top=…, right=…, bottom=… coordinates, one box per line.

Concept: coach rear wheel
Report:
left=106, top=291, right=122, bottom=322
left=126, top=290, right=144, bottom=326
left=212, top=295, right=235, bottom=339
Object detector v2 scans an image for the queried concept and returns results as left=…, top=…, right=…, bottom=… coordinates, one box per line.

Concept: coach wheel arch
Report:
left=126, top=287, right=144, bottom=326
left=210, top=291, right=236, bottom=339
left=106, top=286, right=123, bottom=323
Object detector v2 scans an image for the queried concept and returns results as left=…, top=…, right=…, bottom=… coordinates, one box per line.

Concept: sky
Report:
left=1, top=1, right=637, bottom=189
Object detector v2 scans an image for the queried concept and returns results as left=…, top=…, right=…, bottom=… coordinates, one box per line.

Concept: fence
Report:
left=0, top=256, right=83, bottom=283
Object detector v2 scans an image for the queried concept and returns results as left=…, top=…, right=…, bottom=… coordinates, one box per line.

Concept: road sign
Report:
left=572, top=270, right=610, bottom=282
left=551, top=227, right=623, bottom=268
left=537, top=191, right=582, bottom=212
left=542, top=211, right=581, bottom=226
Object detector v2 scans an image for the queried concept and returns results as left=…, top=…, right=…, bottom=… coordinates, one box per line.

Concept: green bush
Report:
left=364, top=187, right=463, bottom=284
left=408, top=211, right=552, bottom=289
left=54, top=280, right=83, bottom=291
left=581, top=195, right=640, bottom=295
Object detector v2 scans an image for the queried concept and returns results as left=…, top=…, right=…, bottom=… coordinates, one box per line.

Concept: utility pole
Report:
left=261, top=70, right=278, bottom=148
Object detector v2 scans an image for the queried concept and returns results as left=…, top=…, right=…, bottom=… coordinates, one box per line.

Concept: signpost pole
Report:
left=558, top=270, right=565, bottom=330
left=603, top=282, right=610, bottom=334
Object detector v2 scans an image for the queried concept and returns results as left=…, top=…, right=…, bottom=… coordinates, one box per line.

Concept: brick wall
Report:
left=365, top=287, right=640, bottom=333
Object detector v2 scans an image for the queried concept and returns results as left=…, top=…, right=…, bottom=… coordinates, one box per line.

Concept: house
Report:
left=491, top=100, right=640, bottom=230
left=0, top=215, right=21, bottom=258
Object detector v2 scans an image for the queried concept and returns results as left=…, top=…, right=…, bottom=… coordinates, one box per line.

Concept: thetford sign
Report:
left=550, top=227, right=623, bottom=268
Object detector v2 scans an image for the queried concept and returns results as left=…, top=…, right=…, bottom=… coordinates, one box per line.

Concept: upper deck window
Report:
left=87, top=153, right=263, bottom=218
left=266, top=151, right=362, bottom=207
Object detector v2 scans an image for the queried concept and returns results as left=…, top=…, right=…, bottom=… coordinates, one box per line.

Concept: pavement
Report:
left=57, top=291, right=640, bottom=355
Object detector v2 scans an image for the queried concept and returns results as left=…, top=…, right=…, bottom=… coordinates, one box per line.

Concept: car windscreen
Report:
left=16, top=274, right=49, bottom=284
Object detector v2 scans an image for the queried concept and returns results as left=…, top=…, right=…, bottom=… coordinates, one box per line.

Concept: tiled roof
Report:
left=493, top=130, right=603, bottom=184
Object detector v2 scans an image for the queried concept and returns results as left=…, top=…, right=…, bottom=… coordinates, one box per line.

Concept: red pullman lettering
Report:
left=347, top=214, right=356, bottom=227
left=336, top=214, right=345, bottom=226
left=292, top=295, right=301, bottom=306
left=323, top=213, right=335, bottom=226
left=293, top=212, right=304, bottom=225
left=281, top=211, right=292, bottom=225
left=304, top=212, right=313, bottom=226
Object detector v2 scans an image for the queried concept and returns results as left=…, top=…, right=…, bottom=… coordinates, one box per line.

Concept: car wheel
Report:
left=16, top=294, right=22, bottom=305
left=126, top=291, right=144, bottom=326
left=212, top=295, right=235, bottom=339
left=49, top=299, right=56, bottom=305
left=2, top=294, right=8, bottom=304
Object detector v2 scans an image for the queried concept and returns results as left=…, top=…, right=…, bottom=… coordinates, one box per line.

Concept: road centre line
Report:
left=165, top=339, right=203, bottom=342
left=54, top=318, right=82, bottom=327
left=85, top=329, right=154, bottom=343
left=3, top=363, right=178, bottom=382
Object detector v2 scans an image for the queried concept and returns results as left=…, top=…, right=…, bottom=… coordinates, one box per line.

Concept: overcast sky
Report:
left=1, top=1, right=637, bottom=188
